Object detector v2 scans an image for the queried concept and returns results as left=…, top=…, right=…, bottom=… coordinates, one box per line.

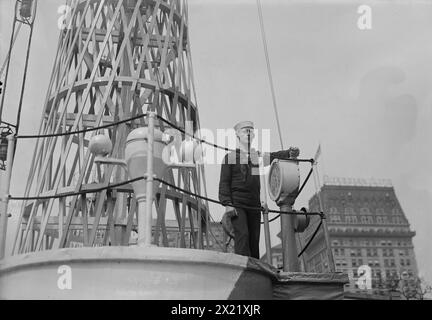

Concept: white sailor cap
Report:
left=234, top=121, right=254, bottom=131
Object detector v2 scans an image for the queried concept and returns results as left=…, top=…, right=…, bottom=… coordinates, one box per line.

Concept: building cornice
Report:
left=328, top=228, right=416, bottom=238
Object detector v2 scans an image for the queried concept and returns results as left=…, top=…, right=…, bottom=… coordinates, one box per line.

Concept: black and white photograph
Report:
left=0, top=0, right=431, bottom=305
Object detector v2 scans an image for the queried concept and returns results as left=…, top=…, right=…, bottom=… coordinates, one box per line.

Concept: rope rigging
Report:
left=15, top=113, right=150, bottom=139
left=256, top=0, right=284, bottom=150
left=0, top=1, right=37, bottom=125
left=12, top=112, right=315, bottom=164
left=8, top=174, right=324, bottom=218
left=8, top=111, right=323, bottom=256
left=0, top=23, right=22, bottom=78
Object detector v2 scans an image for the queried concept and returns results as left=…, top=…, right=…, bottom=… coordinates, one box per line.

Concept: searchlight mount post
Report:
left=268, top=158, right=310, bottom=272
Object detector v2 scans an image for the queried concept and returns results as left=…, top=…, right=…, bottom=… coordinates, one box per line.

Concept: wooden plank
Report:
left=123, top=196, right=137, bottom=245
left=103, top=191, right=116, bottom=246
left=194, top=168, right=203, bottom=249
left=154, top=194, right=163, bottom=246
left=158, top=183, right=169, bottom=247
left=81, top=195, right=89, bottom=246
left=180, top=194, right=187, bottom=248
left=187, top=205, right=197, bottom=249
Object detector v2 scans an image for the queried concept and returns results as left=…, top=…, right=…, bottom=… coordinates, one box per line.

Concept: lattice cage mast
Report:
left=12, top=0, right=213, bottom=254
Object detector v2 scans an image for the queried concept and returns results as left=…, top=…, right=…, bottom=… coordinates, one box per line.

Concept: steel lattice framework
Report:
left=12, top=0, right=211, bottom=254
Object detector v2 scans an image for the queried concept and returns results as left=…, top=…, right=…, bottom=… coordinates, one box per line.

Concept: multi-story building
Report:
left=262, top=177, right=418, bottom=296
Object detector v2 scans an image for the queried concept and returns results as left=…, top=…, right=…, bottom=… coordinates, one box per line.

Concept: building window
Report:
left=330, top=207, right=338, bottom=214
left=390, top=259, right=395, bottom=267
left=394, top=217, right=404, bottom=225
left=377, top=216, right=382, bottom=223
left=406, top=259, right=411, bottom=266
left=346, top=216, right=358, bottom=224
left=376, top=208, right=385, bottom=214
left=360, top=207, right=370, bottom=215
left=345, top=207, right=355, bottom=215
left=330, top=215, right=341, bottom=223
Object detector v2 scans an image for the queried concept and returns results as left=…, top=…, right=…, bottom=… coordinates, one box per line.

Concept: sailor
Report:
left=218, top=121, right=299, bottom=259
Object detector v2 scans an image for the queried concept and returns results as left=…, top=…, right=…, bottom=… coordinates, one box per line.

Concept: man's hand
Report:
left=288, top=147, right=300, bottom=159
left=225, top=205, right=238, bottom=217
left=221, top=206, right=237, bottom=239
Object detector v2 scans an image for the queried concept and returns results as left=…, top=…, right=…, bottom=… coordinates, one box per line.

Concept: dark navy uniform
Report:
left=218, top=148, right=291, bottom=259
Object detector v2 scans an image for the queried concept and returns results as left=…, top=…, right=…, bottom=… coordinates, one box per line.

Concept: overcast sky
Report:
left=1, top=0, right=431, bottom=286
